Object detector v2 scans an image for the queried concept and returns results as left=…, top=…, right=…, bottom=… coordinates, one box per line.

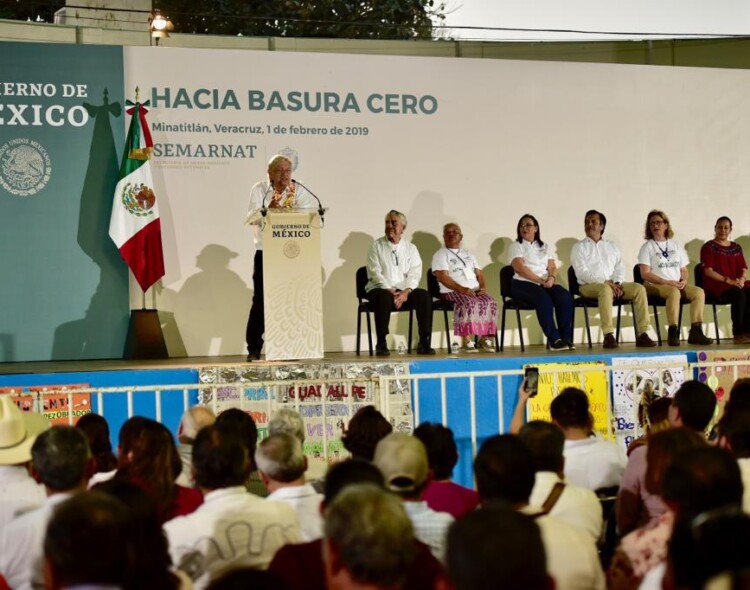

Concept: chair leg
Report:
left=442, top=308, right=451, bottom=351
left=629, top=302, right=637, bottom=342
left=516, top=309, right=525, bottom=352
left=356, top=310, right=362, bottom=356
left=366, top=311, right=373, bottom=356
left=713, top=303, right=720, bottom=344
left=408, top=310, right=414, bottom=353
left=583, top=307, right=593, bottom=348
left=653, top=305, right=662, bottom=346
left=500, top=307, right=507, bottom=352
left=494, top=331, right=500, bottom=352
left=615, top=304, right=622, bottom=343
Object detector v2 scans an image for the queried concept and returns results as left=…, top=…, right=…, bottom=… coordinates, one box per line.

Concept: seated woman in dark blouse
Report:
left=700, top=216, right=750, bottom=343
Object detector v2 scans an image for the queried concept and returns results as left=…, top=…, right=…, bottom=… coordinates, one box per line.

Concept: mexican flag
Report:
left=108, top=99, right=165, bottom=292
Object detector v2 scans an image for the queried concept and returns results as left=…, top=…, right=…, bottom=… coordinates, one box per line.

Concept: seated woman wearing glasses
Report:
left=509, top=214, right=574, bottom=351
left=432, top=223, right=497, bottom=352
left=637, top=209, right=712, bottom=347
left=700, top=216, right=750, bottom=343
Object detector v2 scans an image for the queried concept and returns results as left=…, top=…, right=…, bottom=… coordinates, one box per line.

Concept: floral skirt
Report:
left=441, top=292, right=498, bottom=337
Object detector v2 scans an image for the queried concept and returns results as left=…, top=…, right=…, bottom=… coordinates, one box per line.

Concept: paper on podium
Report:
left=245, top=207, right=321, bottom=225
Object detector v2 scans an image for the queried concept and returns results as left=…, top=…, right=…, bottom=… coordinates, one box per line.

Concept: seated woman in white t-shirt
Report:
left=636, top=209, right=712, bottom=347
left=432, top=223, right=497, bottom=352
left=509, top=214, right=574, bottom=351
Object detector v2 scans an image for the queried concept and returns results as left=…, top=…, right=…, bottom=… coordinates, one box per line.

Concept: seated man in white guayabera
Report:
left=570, top=209, right=656, bottom=349
left=255, top=432, right=324, bottom=541
left=365, top=210, right=435, bottom=356
left=164, top=423, right=301, bottom=589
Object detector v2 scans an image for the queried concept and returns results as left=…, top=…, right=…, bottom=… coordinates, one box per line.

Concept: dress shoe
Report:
left=416, top=344, right=436, bottom=355
left=375, top=345, right=391, bottom=356
left=246, top=350, right=261, bottom=362
left=667, top=326, right=680, bottom=346
left=635, top=333, right=657, bottom=347
left=687, top=325, right=713, bottom=345
left=602, top=333, right=618, bottom=349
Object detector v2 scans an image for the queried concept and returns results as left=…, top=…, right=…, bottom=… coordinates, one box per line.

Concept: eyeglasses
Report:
left=649, top=220, right=665, bottom=227
left=391, top=250, right=399, bottom=266
left=520, top=223, right=536, bottom=229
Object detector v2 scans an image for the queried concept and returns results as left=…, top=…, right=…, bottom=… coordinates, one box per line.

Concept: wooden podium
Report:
left=262, top=209, right=324, bottom=360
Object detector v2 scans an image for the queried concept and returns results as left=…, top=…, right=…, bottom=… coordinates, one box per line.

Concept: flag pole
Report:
left=111, top=87, right=168, bottom=359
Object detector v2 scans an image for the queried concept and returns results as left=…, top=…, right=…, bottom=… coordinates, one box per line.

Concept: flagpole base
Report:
left=124, top=309, right=169, bottom=360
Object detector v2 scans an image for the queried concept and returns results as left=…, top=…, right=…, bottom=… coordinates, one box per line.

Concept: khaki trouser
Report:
left=643, top=283, right=705, bottom=325
left=579, top=282, right=652, bottom=336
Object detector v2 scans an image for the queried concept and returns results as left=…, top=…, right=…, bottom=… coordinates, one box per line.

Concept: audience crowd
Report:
left=1, top=378, right=749, bottom=590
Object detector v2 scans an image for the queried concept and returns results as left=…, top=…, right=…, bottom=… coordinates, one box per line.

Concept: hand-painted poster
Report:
left=196, top=362, right=410, bottom=463
left=611, top=354, right=688, bottom=451
left=527, top=361, right=610, bottom=439
left=1, top=384, right=92, bottom=425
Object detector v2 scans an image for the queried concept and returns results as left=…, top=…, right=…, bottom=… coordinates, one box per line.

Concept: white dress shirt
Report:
left=267, top=483, right=324, bottom=541
left=365, top=236, right=422, bottom=292
left=571, top=237, right=626, bottom=284
left=164, top=486, right=301, bottom=589
left=246, top=180, right=314, bottom=250
left=509, top=240, right=553, bottom=282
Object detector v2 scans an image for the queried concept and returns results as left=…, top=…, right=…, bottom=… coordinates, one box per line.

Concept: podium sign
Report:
left=262, top=209, right=324, bottom=360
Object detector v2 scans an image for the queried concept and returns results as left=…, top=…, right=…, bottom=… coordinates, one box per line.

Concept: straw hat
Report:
left=0, top=395, right=50, bottom=465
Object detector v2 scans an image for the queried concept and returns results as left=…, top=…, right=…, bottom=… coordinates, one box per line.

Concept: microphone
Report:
left=260, top=184, right=274, bottom=217
left=292, top=179, right=327, bottom=224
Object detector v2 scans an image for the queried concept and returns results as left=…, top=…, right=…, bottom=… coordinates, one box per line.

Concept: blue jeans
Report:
left=510, top=279, right=574, bottom=343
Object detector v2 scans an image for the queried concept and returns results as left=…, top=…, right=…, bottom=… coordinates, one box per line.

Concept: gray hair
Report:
left=267, top=154, right=292, bottom=173
left=324, top=483, right=416, bottom=586
left=268, top=408, right=306, bottom=443
left=178, top=405, right=216, bottom=443
left=254, top=432, right=306, bottom=483
left=385, top=210, right=407, bottom=227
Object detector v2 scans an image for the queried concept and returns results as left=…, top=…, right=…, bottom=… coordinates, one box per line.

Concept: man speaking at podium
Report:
left=246, top=154, right=314, bottom=361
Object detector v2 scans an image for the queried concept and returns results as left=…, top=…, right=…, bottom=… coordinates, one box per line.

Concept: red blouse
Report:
left=700, top=240, right=749, bottom=296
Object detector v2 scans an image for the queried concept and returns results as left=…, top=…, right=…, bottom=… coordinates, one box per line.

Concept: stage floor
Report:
left=1, top=339, right=747, bottom=376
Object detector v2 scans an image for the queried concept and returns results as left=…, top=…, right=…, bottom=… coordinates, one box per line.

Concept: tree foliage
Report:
left=155, top=0, right=444, bottom=40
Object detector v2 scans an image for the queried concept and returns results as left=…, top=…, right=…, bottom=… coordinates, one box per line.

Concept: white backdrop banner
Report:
left=123, top=47, right=750, bottom=356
